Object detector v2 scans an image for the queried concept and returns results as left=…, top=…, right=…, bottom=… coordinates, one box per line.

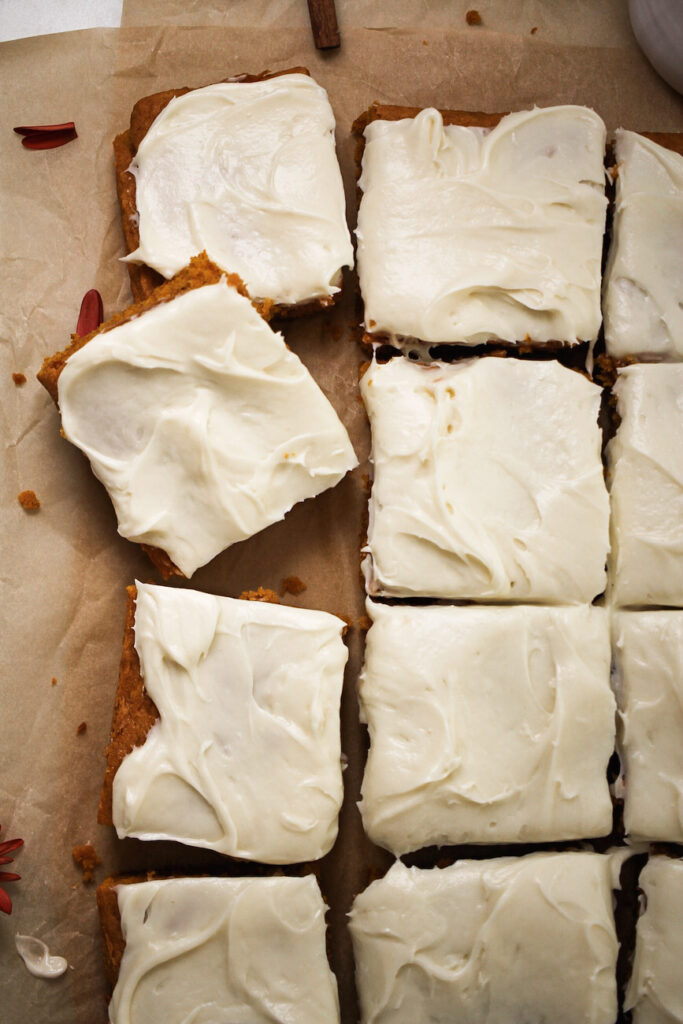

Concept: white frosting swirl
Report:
left=110, top=875, right=340, bottom=1024
left=15, top=935, right=68, bottom=979
left=113, top=582, right=347, bottom=863
left=612, top=610, right=683, bottom=843
left=627, top=857, right=683, bottom=1024
left=57, top=280, right=357, bottom=577
left=361, top=356, right=609, bottom=602
left=359, top=601, right=615, bottom=854
left=357, top=105, right=607, bottom=346
left=349, top=853, right=620, bottom=1024
left=603, top=130, right=683, bottom=361
left=125, top=74, right=354, bottom=306
left=607, top=364, right=683, bottom=607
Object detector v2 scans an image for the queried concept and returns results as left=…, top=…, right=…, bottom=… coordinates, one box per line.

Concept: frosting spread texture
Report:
left=603, top=130, right=683, bottom=361
left=357, top=105, right=607, bottom=345
left=110, top=875, right=340, bottom=1024
left=607, top=364, right=683, bottom=607
left=359, top=601, right=615, bottom=854
left=613, top=611, right=683, bottom=843
left=361, top=356, right=609, bottom=602
left=125, top=74, right=354, bottom=305
left=112, top=583, right=347, bottom=863
left=349, top=853, right=619, bottom=1024
left=626, top=857, right=683, bottom=1024
left=58, top=281, right=357, bottom=576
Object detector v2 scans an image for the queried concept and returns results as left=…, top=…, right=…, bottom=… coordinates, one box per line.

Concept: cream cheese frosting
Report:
left=57, top=280, right=357, bottom=577
left=15, top=935, right=68, bottom=979
left=607, top=364, right=683, bottom=607
left=359, top=601, right=615, bottom=854
left=603, top=130, right=683, bottom=361
left=361, top=356, right=609, bottom=602
left=612, top=611, right=683, bottom=843
left=112, top=582, right=347, bottom=863
left=349, top=852, right=621, bottom=1024
left=626, top=857, right=683, bottom=1024
left=357, top=104, right=607, bottom=346
left=124, top=74, right=354, bottom=306
left=110, top=875, right=340, bottom=1024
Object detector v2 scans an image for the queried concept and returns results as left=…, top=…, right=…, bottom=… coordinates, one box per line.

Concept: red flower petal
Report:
left=0, top=888, right=12, bottom=915
left=0, top=838, right=23, bottom=856
left=20, top=129, right=78, bottom=150
left=14, top=122, right=78, bottom=150
left=0, top=873, right=20, bottom=883
left=76, top=289, right=104, bottom=338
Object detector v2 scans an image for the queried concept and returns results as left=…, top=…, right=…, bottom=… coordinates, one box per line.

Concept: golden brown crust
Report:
left=98, top=586, right=160, bottom=825
left=115, top=66, right=342, bottom=316
left=97, top=873, right=156, bottom=991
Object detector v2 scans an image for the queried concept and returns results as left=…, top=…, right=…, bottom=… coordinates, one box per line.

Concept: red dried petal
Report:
left=0, top=888, right=12, bottom=915
left=76, top=289, right=104, bottom=337
left=14, top=122, right=76, bottom=135
left=0, top=873, right=21, bottom=883
left=0, top=838, right=23, bottom=856
left=20, top=128, right=78, bottom=150
left=0, top=857, right=15, bottom=866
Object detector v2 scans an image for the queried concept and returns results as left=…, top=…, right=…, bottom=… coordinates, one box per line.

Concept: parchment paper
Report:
left=1, top=3, right=681, bottom=1022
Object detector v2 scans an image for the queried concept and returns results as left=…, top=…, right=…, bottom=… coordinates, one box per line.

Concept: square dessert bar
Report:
left=359, top=601, right=615, bottom=854
left=361, top=356, right=609, bottom=602
left=98, top=583, right=347, bottom=864
left=354, top=103, right=607, bottom=348
left=37, top=254, right=357, bottom=578
left=607, top=363, right=683, bottom=607
left=612, top=611, right=683, bottom=842
left=603, top=129, right=683, bottom=361
left=349, top=852, right=622, bottom=1024
left=98, top=874, right=340, bottom=1024
left=116, top=68, right=354, bottom=311
left=626, top=857, right=683, bottom=1024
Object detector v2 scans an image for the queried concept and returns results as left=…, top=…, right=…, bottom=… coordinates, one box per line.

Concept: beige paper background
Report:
left=1, top=2, right=682, bottom=1021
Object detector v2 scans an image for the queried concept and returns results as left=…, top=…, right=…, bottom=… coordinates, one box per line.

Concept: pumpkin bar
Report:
left=361, top=355, right=609, bottom=602
left=349, top=852, right=624, bottom=1024
left=37, top=253, right=357, bottom=579
left=353, top=103, right=607, bottom=349
left=115, top=68, right=353, bottom=313
left=99, top=582, right=347, bottom=864
left=603, top=129, right=683, bottom=361
left=97, top=874, right=340, bottom=1023
left=359, top=600, right=615, bottom=854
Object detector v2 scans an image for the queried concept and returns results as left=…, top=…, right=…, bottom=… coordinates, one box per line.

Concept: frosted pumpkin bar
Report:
left=115, top=68, right=354, bottom=311
left=98, top=582, right=347, bottom=864
left=97, top=874, right=341, bottom=1024
left=626, top=857, right=683, bottom=1024
left=359, top=600, right=615, bottom=854
left=349, top=852, right=625, bottom=1024
left=361, top=356, right=609, bottom=602
left=354, top=103, right=607, bottom=348
left=603, top=129, right=683, bottom=361
left=37, top=255, right=357, bottom=578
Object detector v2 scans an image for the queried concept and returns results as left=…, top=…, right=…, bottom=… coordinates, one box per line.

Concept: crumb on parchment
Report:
left=18, top=490, right=40, bottom=511
left=238, top=587, right=280, bottom=604
left=76, top=722, right=87, bottom=735
left=51, top=677, right=57, bottom=686
left=12, top=372, right=27, bottom=386
left=72, top=843, right=101, bottom=884
left=466, top=9, right=482, bottom=25
left=280, top=575, right=307, bottom=597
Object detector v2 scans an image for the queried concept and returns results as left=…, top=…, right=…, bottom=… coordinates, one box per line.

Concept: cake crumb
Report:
left=357, top=615, right=372, bottom=632
left=239, top=587, right=280, bottom=604
left=280, top=575, right=307, bottom=597
left=18, top=489, right=40, bottom=511
left=12, top=372, right=27, bottom=386
left=72, top=843, right=101, bottom=884
left=530, top=25, right=538, bottom=34
left=466, top=9, right=482, bottom=25
left=76, top=721, right=87, bottom=735
left=51, top=677, right=57, bottom=687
